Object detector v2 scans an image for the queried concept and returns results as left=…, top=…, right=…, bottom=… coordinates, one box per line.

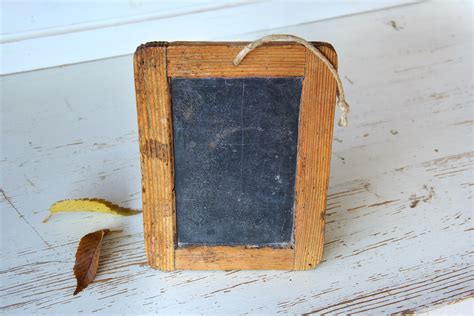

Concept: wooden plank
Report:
left=293, top=46, right=338, bottom=270
left=2, top=2, right=406, bottom=75
left=167, top=43, right=306, bottom=78
left=175, top=246, right=294, bottom=270
left=134, top=42, right=176, bottom=271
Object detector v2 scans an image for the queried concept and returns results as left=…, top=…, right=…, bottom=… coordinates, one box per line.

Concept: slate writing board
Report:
left=172, top=77, right=303, bottom=246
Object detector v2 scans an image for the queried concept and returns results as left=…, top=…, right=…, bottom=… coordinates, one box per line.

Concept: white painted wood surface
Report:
left=420, top=298, right=473, bottom=315
left=0, top=0, right=415, bottom=75
left=1, top=1, right=472, bottom=314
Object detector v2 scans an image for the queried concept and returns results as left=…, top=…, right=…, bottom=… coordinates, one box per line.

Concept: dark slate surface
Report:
left=171, top=77, right=302, bottom=246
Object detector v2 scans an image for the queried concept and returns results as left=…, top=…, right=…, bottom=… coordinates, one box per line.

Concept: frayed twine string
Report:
left=233, top=34, right=350, bottom=127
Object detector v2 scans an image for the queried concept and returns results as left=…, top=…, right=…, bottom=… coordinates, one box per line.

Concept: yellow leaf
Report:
left=43, top=199, right=141, bottom=223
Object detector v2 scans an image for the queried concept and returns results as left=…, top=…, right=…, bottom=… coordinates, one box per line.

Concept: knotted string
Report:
left=233, top=34, right=350, bottom=127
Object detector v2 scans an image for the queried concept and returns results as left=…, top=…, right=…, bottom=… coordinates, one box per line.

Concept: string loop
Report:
left=233, top=34, right=350, bottom=127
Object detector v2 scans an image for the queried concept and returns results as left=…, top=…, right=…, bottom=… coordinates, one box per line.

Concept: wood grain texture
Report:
left=134, top=43, right=176, bottom=271
left=175, top=247, right=294, bottom=270
left=293, top=47, right=338, bottom=270
left=167, top=43, right=306, bottom=78
left=1, top=1, right=472, bottom=314
left=138, top=41, right=337, bottom=270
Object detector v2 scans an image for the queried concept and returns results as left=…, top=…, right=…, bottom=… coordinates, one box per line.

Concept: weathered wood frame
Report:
left=134, top=41, right=338, bottom=270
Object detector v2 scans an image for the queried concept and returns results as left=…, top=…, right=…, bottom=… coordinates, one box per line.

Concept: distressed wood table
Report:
left=1, top=2, right=472, bottom=314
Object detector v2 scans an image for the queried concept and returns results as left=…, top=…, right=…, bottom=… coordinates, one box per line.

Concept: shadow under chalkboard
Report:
left=172, top=77, right=303, bottom=247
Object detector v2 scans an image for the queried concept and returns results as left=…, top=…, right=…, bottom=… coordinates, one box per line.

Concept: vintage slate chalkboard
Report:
left=134, top=40, right=339, bottom=270
left=172, top=77, right=303, bottom=246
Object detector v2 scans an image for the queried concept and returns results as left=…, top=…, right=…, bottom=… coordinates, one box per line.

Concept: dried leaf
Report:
left=43, top=198, right=141, bottom=223
left=73, top=229, right=110, bottom=295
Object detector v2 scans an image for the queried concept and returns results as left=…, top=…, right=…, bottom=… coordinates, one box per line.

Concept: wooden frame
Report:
left=134, top=41, right=338, bottom=270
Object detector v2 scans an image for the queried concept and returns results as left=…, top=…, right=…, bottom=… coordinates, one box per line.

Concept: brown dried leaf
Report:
left=73, top=229, right=110, bottom=295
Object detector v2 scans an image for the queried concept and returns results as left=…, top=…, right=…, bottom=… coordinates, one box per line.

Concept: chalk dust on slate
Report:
left=171, top=77, right=302, bottom=246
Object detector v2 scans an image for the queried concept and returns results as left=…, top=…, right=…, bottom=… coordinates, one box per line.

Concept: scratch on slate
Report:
left=240, top=81, right=245, bottom=194
left=0, top=189, right=52, bottom=249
